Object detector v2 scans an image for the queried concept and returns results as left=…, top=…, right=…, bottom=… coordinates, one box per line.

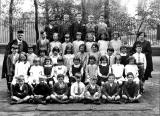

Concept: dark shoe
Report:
left=41, top=100, right=47, bottom=105
left=93, top=100, right=101, bottom=105
left=10, top=101, right=17, bottom=105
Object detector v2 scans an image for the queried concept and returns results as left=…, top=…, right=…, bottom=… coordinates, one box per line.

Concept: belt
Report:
left=137, top=63, right=144, bottom=65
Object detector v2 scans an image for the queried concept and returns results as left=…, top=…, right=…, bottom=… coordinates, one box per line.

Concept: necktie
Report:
left=77, top=82, right=80, bottom=95
left=109, top=56, right=111, bottom=66
left=138, top=54, right=140, bottom=63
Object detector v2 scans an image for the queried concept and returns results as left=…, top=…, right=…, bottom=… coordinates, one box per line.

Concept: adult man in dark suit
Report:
left=70, top=13, right=86, bottom=41
left=2, top=30, right=28, bottom=79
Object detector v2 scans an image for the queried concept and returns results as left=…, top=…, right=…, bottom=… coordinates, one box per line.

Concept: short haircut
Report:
left=79, top=44, right=86, bottom=52
left=136, top=43, right=142, bottom=48
left=40, top=30, right=45, bottom=34
left=100, top=56, right=108, bottom=63
left=57, top=74, right=64, bottom=79
left=88, top=55, right=96, bottom=61
left=57, top=57, right=64, bottom=62
left=108, top=73, right=115, bottom=78
left=127, top=56, right=136, bottom=63
left=127, top=72, right=134, bottom=77
left=91, top=43, right=99, bottom=51
left=136, top=32, right=146, bottom=38
left=52, top=46, right=60, bottom=53
left=107, top=47, right=114, bottom=52
left=73, top=56, right=80, bottom=62
left=120, top=45, right=127, bottom=51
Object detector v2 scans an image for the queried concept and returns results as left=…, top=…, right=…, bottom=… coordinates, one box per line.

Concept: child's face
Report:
left=35, top=61, right=40, bottom=66
left=121, top=48, right=127, bottom=54
left=127, top=75, right=134, bottom=82
left=89, top=59, right=95, bottom=65
left=58, top=77, right=64, bottom=83
left=74, top=59, right=80, bottom=65
left=76, top=77, right=81, bottom=82
left=41, top=33, right=46, bottom=39
left=108, top=75, right=115, bottom=83
left=101, top=34, right=106, bottom=40
left=113, top=33, right=119, bottom=39
left=39, top=78, right=45, bottom=84
left=79, top=46, right=85, bottom=52
left=76, top=34, right=81, bottom=40
left=99, top=16, right=104, bottom=22
left=91, top=45, right=98, bottom=52
left=101, top=60, right=107, bottom=64
left=18, top=79, right=24, bottom=86
left=53, top=51, right=58, bottom=56
left=53, top=33, right=58, bottom=41
left=129, top=59, right=135, bottom=64
left=46, top=60, right=51, bottom=65
left=28, top=48, right=33, bottom=54
left=91, top=79, right=97, bottom=85
left=115, top=55, right=121, bottom=64
left=107, top=50, right=113, bottom=56
left=64, top=35, right=70, bottom=42
left=136, top=47, right=142, bottom=53
left=87, top=33, right=93, bottom=41
left=58, top=61, right=63, bottom=65
left=66, top=48, right=72, bottom=54
left=63, top=15, right=69, bottom=22
left=20, top=54, right=26, bottom=61
left=11, top=48, right=18, bottom=54
left=40, top=51, right=45, bottom=56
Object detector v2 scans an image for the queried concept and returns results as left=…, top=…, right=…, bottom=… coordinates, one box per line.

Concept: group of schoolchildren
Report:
left=6, top=27, right=147, bottom=105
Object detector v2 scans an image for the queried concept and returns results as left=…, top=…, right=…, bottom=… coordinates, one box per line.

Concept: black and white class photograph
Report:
left=0, top=0, right=159, bottom=115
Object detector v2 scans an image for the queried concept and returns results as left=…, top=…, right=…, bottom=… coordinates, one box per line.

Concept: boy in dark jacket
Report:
left=33, top=76, right=51, bottom=104
left=10, top=75, right=30, bottom=104
left=84, top=77, right=101, bottom=104
left=122, top=72, right=142, bottom=103
left=101, top=73, right=120, bottom=103
left=50, top=74, right=69, bottom=103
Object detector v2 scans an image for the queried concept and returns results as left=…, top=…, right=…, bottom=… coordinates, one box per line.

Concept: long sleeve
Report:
left=134, top=83, right=140, bottom=97
left=64, top=84, right=69, bottom=95
left=143, top=54, right=147, bottom=70
left=102, top=84, right=110, bottom=97
left=97, top=66, right=102, bottom=77
left=69, top=66, right=73, bottom=77
left=70, top=84, right=76, bottom=96
left=14, top=63, right=18, bottom=76
left=122, top=83, right=130, bottom=98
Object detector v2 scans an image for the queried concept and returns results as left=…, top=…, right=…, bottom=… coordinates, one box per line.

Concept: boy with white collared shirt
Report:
left=133, top=44, right=146, bottom=83
left=70, top=73, right=85, bottom=102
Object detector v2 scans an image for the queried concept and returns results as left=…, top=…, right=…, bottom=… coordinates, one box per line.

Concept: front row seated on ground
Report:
left=10, top=72, right=142, bottom=105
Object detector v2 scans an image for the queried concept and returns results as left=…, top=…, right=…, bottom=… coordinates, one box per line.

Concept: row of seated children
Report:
left=10, top=72, right=141, bottom=105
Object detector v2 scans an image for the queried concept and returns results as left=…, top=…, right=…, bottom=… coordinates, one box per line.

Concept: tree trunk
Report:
left=34, top=0, right=39, bottom=42
left=104, top=0, right=109, bottom=26
left=9, top=0, right=14, bottom=42
left=81, top=0, right=87, bottom=24
left=45, top=0, right=49, bottom=25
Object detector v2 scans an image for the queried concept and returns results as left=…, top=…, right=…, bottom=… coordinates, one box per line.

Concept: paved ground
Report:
left=0, top=54, right=159, bottom=116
